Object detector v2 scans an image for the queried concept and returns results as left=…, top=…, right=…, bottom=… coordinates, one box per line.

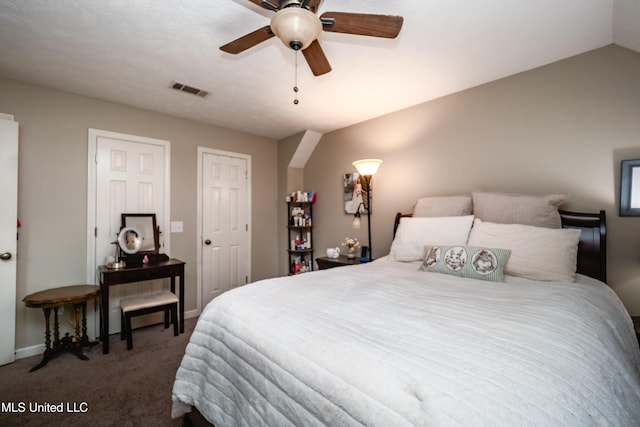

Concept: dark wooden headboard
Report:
left=558, top=210, right=606, bottom=283
left=393, top=209, right=607, bottom=283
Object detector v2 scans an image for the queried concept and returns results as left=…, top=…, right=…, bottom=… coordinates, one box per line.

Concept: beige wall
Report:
left=277, top=132, right=305, bottom=275
left=5, top=43, right=640, bottom=352
left=304, top=45, right=640, bottom=315
left=0, top=78, right=279, bottom=350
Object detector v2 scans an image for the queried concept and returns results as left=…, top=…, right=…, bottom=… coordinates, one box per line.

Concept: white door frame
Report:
left=0, top=113, right=18, bottom=366
left=86, top=129, right=171, bottom=283
left=196, top=147, right=251, bottom=313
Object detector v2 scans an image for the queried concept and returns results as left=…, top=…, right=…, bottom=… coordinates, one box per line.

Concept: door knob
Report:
left=204, top=239, right=212, bottom=245
left=0, top=252, right=12, bottom=261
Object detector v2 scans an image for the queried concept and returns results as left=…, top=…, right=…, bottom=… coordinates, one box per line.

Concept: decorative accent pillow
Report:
left=467, top=218, right=581, bottom=282
left=471, top=192, right=567, bottom=228
left=389, top=215, right=474, bottom=262
left=420, top=245, right=511, bottom=282
left=412, top=195, right=473, bottom=217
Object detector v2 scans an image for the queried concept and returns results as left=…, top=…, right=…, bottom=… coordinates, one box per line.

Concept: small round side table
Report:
left=23, top=284, right=100, bottom=372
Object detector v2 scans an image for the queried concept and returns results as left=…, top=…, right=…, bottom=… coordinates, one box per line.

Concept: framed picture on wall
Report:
left=620, top=159, right=640, bottom=216
left=343, top=173, right=370, bottom=214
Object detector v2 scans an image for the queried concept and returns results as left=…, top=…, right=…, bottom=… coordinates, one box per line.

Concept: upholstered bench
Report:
left=120, top=291, right=179, bottom=350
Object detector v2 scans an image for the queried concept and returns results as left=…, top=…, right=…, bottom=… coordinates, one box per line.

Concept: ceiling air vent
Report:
left=170, top=81, right=209, bottom=98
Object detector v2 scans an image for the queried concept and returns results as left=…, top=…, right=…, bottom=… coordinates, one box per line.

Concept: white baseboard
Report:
left=14, top=309, right=199, bottom=361
left=15, top=343, right=45, bottom=360
left=184, top=308, right=200, bottom=319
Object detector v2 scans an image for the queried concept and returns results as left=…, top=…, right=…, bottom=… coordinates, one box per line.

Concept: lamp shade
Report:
left=270, top=8, right=322, bottom=51
left=352, top=159, right=383, bottom=176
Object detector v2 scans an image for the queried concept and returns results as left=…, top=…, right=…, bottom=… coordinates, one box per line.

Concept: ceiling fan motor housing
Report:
left=279, top=0, right=304, bottom=8
left=270, top=7, right=322, bottom=50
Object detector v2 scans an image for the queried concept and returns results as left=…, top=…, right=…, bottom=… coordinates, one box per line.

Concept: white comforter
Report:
left=172, top=258, right=640, bottom=426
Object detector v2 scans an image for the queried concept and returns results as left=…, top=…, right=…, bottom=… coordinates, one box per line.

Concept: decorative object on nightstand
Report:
left=342, top=237, right=360, bottom=259
left=287, top=191, right=315, bottom=275
left=351, top=159, right=382, bottom=261
left=326, top=247, right=340, bottom=258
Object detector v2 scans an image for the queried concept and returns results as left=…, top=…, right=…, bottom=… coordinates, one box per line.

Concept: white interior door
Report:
left=0, top=115, right=18, bottom=366
left=199, top=149, right=250, bottom=308
left=88, top=129, right=170, bottom=334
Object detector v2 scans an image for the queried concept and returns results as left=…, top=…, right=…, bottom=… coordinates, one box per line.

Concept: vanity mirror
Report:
left=120, top=213, right=160, bottom=254
left=106, top=213, right=161, bottom=269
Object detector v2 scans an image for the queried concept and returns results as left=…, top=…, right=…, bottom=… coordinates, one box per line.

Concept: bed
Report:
left=172, top=196, right=640, bottom=427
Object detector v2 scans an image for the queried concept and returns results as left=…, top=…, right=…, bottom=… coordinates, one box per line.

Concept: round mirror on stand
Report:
left=118, top=227, right=142, bottom=255
left=107, top=227, right=142, bottom=269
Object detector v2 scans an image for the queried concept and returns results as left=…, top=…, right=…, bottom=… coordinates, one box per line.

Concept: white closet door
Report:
left=201, top=150, right=250, bottom=307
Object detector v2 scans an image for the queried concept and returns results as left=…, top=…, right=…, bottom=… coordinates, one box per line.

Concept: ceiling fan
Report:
left=220, top=0, right=404, bottom=76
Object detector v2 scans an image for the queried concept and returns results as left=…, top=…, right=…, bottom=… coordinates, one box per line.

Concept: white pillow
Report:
left=389, top=216, right=474, bottom=262
left=467, top=219, right=581, bottom=282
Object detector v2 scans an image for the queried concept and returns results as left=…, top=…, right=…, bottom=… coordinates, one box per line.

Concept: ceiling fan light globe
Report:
left=270, top=7, right=322, bottom=51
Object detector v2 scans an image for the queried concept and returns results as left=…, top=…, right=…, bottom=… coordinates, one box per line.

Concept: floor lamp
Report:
left=351, top=159, right=383, bottom=261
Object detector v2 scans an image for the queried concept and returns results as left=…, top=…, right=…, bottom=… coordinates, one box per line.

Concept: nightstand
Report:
left=316, top=255, right=361, bottom=270
left=632, top=317, right=640, bottom=346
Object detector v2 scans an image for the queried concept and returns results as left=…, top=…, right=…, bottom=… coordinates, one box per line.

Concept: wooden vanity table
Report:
left=97, top=255, right=185, bottom=354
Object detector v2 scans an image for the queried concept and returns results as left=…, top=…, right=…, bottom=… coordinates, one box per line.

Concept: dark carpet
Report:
left=0, top=316, right=198, bottom=427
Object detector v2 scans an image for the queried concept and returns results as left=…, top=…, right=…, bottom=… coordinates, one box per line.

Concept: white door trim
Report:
left=0, top=114, right=18, bottom=366
left=196, top=147, right=252, bottom=313
left=86, top=129, right=171, bottom=283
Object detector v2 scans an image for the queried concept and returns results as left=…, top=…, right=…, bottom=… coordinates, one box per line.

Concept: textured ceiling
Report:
left=0, top=0, right=638, bottom=140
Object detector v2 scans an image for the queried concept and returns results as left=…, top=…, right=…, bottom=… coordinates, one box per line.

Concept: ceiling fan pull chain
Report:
left=293, top=50, right=300, bottom=105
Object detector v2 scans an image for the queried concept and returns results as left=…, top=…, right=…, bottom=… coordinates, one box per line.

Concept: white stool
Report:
left=120, top=291, right=179, bottom=350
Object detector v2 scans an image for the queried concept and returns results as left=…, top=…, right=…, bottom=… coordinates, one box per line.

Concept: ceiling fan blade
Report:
left=248, top=0, right=278, bottom=12
left=220, top=26, right=274, bottom=54
left=301, top=0, right=322, bottom=13
left=320, top=12, right=403, bottom=38
left=302, top=40, right=332, bottom=76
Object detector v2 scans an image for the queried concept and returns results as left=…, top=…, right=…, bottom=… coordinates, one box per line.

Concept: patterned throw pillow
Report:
left=419, top=245, right=511, bottom=282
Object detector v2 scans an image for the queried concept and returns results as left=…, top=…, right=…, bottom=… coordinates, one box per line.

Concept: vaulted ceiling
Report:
left=0, top=0, right=639, bottom=140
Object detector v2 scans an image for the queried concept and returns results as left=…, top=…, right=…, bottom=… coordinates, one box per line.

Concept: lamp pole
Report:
left=352, top=159, right=383, bottom=261
left=362, top=174, right=373, bottom=260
